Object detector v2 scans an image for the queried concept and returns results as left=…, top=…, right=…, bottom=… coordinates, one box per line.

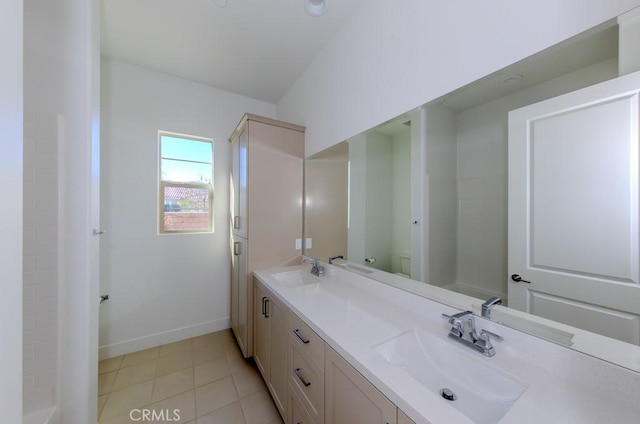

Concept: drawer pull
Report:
left=293, top=328, right=310, bottom=344
left=294, top=368, right=311, bottom=387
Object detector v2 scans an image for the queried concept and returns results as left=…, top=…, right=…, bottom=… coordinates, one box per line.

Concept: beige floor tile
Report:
left=160, top=339, right=193, bottom=357
left=193, top=344, right=226, bottom=366
left=195, top=357, right=231, bottom=387
left=98, top=336, right=280, bottom=424
left=152, top=368, right=195, bottom=403
left=100, top=380, right=154, bottom=421
left=224, top=341, right=244, bottom=361
left=99, top=356, right=124, bottom=374
left=98, top=394, right=108, bottom=418
left=112, top=359, right=157, bottom=391
left=195, top=376, right=239, bottom=417
left=99, top=370, right=117, bottom=395
left=240, top=391, right=281, bottom=424
left=196, top=401, right=246, bottom=424
left=157, top=350, right=193, bottom=377
left=121, top=347, right=160, bottom=368
left=219, top=330, right=237, bottom=347
left=227, top=354, right=256, bottom=375
left=232, top=367, right=266, bottom=399
left=148, top=389, right=196, bottom=424
left=192, top=333, right=218, bottom=350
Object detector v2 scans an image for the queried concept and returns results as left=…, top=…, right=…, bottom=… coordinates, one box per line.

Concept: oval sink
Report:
left=374, top=328, right=527, bottom=424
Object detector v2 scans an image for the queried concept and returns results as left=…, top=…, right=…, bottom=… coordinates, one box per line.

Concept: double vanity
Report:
left=253, top=262, right=640, bottom=424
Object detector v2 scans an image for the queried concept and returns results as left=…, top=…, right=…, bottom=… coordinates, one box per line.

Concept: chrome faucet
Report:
left=481, top=297, right=503, bottom=318
left=303, top=257, right=325, bottom=277
left=448, top=311, right=479, bottom=341
left=445, top=311, right=503, bottom=357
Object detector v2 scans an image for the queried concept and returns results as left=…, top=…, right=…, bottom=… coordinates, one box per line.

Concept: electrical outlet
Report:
left=295, top=238, right=302, bottom=250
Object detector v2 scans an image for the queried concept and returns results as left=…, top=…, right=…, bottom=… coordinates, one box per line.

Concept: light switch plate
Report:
left=295, top=238, right=302, bottom=250
left=305, top=238, right=312, bottom=249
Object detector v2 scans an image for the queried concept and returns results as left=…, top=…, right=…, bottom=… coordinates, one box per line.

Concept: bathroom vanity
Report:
left=253, top=263, right=640, bottom=424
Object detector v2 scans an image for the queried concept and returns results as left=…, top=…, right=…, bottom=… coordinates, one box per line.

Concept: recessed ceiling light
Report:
left=304, top=0, right=329, bottom=17
left=501, top=74, right=523, bottom=85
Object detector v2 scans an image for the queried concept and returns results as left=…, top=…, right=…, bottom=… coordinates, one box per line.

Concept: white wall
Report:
left=365, top=133, right=392, bottom=271
left=347, top=134, right=367, bottom=266
left=100, top=58, right=276, bottom=358
left=57, top=0, right=100, bottom=422
left=0, top=0, right=23, bottom=422
left=454, top=58, right=618, bottom=299
left=348, top=132, right=396, bottom=271
left=23, top=0, right=63, bottom=417
left=277, top=0, right=640, bottom=156
left=22, top=1, right=100, bottom=423
left=423, top=104, right=457, bottom=287
left=390, top=132, right=411, bottom=275
left=619, top=8, right=640, bottom=75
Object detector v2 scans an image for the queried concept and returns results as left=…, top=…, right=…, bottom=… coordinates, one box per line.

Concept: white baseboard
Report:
left=24, top=406, right=58, bottom=424
left=99, top=318, right=230, bottom=360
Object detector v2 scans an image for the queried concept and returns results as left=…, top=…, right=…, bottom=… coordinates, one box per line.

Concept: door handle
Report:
left=261, top=296, right=267, bottom=317
left=294, top=368, right=311, bottom=387
left=293, top=328, right=310, bottom=344
left=511, top=274, right=531, bottom=284
left=264, top=298, right=270, bottom=318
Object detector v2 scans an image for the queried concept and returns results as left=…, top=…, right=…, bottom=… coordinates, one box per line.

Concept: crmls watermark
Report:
left=129, top=409, right=181, bottom=422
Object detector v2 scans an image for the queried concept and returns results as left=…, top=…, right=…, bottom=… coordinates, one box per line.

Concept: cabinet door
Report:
left=253, top=280, right=270, bottom=381
left=398, top=409, right=420, bottom=424
left=268, top=295, right=288, bottom=417
left=231, top=236, right=248, bottom=357
left=246, top=120, right=303, bottom=272
left=231, top=128, right=248, bottom=238
left=325, top=345, right=396, bottom=424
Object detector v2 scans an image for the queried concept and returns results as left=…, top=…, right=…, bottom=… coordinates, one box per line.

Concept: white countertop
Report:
left=254, top=263, right=640, bottom=424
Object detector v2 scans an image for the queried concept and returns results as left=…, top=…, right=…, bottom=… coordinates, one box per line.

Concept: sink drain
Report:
left=440, top=388, right=456, bottom=401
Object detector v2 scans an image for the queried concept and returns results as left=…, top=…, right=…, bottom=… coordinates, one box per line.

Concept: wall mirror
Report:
left=304, top=11, right=640, bottom=373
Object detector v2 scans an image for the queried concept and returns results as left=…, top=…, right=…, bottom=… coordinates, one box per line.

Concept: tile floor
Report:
left=98, top=329, right=284, bottom=424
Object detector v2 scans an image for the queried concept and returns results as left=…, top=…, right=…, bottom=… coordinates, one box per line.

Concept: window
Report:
left=159, top=132, right=214, bottom=234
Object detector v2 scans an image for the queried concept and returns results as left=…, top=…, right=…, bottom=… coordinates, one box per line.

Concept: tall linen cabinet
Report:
left=229, top=113, right=305, bottom=358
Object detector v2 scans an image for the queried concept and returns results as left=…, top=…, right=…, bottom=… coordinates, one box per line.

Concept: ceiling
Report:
left=101, top=0, right=366, bottom=104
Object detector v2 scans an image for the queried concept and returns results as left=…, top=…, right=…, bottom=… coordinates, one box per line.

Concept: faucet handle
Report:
left=480, top=329, right=504, bottom=341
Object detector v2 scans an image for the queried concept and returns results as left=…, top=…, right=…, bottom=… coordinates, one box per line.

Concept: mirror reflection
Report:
left=306, top=118, right=414, bottom=275
left=304, top=15, right=640, bottom=371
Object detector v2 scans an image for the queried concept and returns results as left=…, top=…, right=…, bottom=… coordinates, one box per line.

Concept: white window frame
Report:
left=158, top=131, right=214, bottom=235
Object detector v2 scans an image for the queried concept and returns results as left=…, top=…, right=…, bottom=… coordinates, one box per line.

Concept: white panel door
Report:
left=508, top=70, right=640, bottom=345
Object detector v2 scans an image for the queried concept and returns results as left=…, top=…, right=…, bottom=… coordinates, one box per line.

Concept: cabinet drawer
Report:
left=288, top=310, right=324, bottom=368
left=289, top=382, right=316, bottom=424
left=289, top=338, right=324, bottom=423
